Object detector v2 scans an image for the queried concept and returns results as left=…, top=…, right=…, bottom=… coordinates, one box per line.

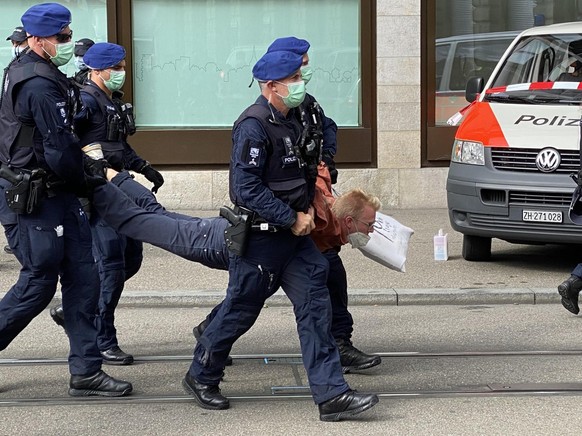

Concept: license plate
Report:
left=522, top=210, right=563, bottom=223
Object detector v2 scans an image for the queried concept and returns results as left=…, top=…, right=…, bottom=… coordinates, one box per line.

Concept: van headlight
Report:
left=451, top=140, right=484, bottom=165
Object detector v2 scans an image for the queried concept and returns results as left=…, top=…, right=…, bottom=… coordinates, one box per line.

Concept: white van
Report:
left=446, top=22, right=582, bottom=261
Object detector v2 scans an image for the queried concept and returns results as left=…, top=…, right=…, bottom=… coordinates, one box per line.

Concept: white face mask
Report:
left=12, top=44, right=26, bottom=58
left=347, top=232, right=371, bottom=249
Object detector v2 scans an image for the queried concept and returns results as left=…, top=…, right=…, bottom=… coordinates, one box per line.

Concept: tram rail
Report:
left=2, top=349, right=582, bottom=407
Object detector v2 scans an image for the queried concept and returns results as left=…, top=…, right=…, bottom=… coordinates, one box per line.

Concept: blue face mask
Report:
left=74, top=56, right=86, bottom=70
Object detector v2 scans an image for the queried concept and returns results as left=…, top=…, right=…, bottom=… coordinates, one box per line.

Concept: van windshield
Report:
left=491, top=33, right=582, bottom=101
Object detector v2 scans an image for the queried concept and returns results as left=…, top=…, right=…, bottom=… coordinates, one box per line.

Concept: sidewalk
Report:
left=0, top=208, right=576, bottom=306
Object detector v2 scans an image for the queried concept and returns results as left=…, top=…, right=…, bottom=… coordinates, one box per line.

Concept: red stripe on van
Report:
left=455, top=102, right=508, bottom=147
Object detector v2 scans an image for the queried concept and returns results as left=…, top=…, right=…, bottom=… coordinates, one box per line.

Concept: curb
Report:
left=21, top=287, right=562, bottom=308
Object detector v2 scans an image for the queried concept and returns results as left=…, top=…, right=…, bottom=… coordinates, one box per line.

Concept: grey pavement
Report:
left=3, top=208, right=582, bottom=435
left=1, top=207, right=578, bottom=306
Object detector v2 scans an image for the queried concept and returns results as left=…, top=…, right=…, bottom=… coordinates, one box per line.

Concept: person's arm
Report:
left=17, top=77, right=84, bottom=185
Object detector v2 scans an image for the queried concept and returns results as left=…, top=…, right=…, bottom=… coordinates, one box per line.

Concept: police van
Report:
left=446, top=22, right=582, bottom=261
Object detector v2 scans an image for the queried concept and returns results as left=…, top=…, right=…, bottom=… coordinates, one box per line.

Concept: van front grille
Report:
left=508, top=191, right=573, bottom=207
left=491, top=148, right=579, bottom=173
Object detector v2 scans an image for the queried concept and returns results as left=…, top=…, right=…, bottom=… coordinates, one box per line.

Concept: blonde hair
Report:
left=332, top=188, right=381, bottom=219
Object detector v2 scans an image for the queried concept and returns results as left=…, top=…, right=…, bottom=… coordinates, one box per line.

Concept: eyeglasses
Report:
left=352, top=217, right=376, bottom=231
left=55, top=31, right=73, bottom=43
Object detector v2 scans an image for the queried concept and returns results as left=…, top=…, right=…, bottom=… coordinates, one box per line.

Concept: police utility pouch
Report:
left=220, top=206, right=252, bottom=256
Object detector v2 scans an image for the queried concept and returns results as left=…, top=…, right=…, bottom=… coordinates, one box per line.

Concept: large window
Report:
left=424, top=0, right=582, bottom=165
left=131, top=0, right=361, bottom=128
left=0, top=1, right=107, bottom=73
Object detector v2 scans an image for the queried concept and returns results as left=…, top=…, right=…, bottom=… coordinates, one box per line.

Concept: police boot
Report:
left=100, top=346, right=134, bottom=365
left=49, top=305, right=65, bottom=329
left=336, top=338, right=382, bottom=374
left=69, top=370, right=132, bottom=397
left=318, top=389, right=379, bottom=422
left=558, top=275, right=582, bottom=315
left=193, top=319, right=233, bottom=366
left=182, top=373, right=229, bottom=410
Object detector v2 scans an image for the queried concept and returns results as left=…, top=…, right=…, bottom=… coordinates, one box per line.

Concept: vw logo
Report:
left=535, top=147, right=561, bottom=172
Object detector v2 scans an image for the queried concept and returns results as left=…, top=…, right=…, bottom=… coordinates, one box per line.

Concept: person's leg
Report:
left=91, top=216, right=132, bottom=362
left=280, top=239, right=348, bottom=404
left=92, top=182, right=229, bottom=269
left=558, top=263, right=582, bottom=314
left=123, top=237, right=143, bottom=282
left=324, top=249, right=381, bottom=372
left=281, top=238, right=379, bottom=421
left=0, top=201, right=62, bottom=350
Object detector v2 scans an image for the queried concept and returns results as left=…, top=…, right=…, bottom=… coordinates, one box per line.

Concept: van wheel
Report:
left=462, top=235, right=492, bottom=261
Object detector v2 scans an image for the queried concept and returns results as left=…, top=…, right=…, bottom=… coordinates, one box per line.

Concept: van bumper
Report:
left=446, top=162, right=582, bottom=244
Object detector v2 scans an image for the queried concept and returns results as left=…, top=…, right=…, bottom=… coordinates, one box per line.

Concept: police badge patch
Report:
left=248, top=147, right=260, bottom=166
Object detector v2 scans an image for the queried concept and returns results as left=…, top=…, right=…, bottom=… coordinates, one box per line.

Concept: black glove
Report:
left=322, top=151, right=338, bottom=184
left=140, top=164, right=164, bottom=194
left=83, top=155, right=109, bottom=179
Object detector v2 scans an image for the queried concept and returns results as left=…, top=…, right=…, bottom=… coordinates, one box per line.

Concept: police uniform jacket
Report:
left=0, top=50, right=85, bottom=189
left=230, top=95, right=310, bottom=229
left=75, top=81, right=146, bottom=172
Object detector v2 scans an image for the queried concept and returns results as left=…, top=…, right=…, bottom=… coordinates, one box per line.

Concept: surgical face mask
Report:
left=275, top=80, right=306, bottom=108
left=347, top=232, right=371, bottom=249
left=74, top=56, right=86, bottom=70
left=100, top=70, right=126, bottom=92
left=42, top=39, right=74, bottom=67
left=300, top=66, right=313, bottom=84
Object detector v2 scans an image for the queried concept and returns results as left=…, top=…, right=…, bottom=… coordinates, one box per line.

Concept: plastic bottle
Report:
left=433, top=229, right=448, bottom=261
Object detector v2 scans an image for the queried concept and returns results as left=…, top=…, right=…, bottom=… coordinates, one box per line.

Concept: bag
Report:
left=358, top=211, right=414, bottom=272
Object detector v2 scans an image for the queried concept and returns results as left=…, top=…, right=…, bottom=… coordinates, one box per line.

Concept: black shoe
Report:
left=319, top=389, right=379, bottom=422
left=182, top=373, right=229, bottom=410
left=558, top=275, right=582, bottom=315
left=3, top=245, right=13, bottom=255
left=49, top=305, right=65, bottom=329
left=336, top=339, right=382, bottom=373
left=193, top=320, right=233, bottom=366
left=69, top=370, right=132, bottom=397
left=100, top=346, right=134, bottom=365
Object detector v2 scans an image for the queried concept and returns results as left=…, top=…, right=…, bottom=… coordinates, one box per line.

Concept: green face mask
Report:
left=300, top=66, right=313, bottom=84
left=43, top=40, right=74, bottom=67
left=275, top=80, right=306, bottom=108
left=101, top=70, right=126, bottom=92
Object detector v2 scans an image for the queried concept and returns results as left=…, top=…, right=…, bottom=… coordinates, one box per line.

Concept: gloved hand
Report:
left=83, top=155, right=110, bottom=180
left=141, top=164, right=164, bottom=194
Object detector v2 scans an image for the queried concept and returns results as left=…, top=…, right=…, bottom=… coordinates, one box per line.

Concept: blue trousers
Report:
left=0, top=189, right=102, bottom=375
left=189, top=232, right=349, bottom=404
left=90, top=211, right=143, bottom=351
left=91, top=175, right=229, bottom=269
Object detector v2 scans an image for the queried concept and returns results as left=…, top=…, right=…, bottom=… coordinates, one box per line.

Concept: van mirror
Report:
left=465, top=77, right=484, bottom=102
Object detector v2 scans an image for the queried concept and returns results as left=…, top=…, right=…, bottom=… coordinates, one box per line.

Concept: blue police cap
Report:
left=21, top=3, right=71, bottom=37
left=84, top=42, right=126, bottom=70
left=252, top=51, right=303, bottom=81
left=267, top=36, right=310, bottom=56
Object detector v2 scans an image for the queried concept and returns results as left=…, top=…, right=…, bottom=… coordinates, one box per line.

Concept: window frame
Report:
left=107, top=0, right=376, bottom=168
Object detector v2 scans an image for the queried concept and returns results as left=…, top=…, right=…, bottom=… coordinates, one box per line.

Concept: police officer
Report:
left=72, top=37, right=94, bottom=86
left=6, top=26, right=29, bottom=58
left=195, top=37, right=382, bottom=373
left=0, top=2, right=131, bottom=397
left=181, top=49, right=378, bottom=421
left=267, top=37, right=380, bottom=371
left=50, top=42, right=164, bottom=365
